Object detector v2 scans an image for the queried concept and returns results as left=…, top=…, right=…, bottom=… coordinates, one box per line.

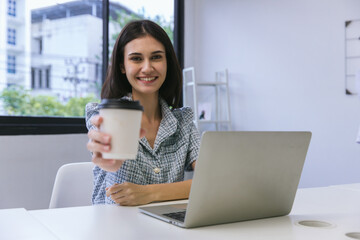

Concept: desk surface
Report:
left=330, top=183, right=360, bottom=192
left=0, top=208, right=58, bottom=240
left=26, top=186, right=360, bottom=240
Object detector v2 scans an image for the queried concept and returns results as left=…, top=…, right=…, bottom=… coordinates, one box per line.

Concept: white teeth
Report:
left=139, top=77, right=156, bottom=81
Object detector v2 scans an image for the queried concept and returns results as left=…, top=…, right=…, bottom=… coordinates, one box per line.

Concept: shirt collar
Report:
left=138, top=96, right=178, bottom=153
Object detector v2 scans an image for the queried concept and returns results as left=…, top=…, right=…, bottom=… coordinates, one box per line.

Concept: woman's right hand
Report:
left=86, top=115, right=124, bottom=172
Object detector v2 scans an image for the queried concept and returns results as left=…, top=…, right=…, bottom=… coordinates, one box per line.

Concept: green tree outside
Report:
left=0, top=86, right=98, bottom=117
left=109, top=9, right=174, bottom=55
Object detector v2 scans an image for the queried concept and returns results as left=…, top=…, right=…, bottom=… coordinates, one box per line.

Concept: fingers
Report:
left=90, top=115, right=103, bottom=128
left=106, top=183, right=147, bottom=206
left=87, top=138, right=110, bottom=153
left=92, top=153, right=114, bottom=166
left=87, top=129, right=111, bottom=155
left=92, top=156, right=115, bottom=169
left=87, top=129, right=111, bottom=145
left=106, top=183, right=123, bottom=196
left=114, top=196, right=129, bottom=206
left=92, top=157, right=124, bottom=172
left=106, top=183, right=129, bottom=204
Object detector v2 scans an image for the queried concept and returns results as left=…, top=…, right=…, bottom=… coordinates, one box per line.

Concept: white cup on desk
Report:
left=98, top=99, right=143, bottom=160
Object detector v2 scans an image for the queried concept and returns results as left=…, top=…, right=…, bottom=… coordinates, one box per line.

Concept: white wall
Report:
left=0, top=134, right=90, bottom=210
left=185, top=0, right=360, bottom=187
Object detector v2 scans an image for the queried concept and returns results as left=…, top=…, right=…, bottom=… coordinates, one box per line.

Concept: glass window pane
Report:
left=109, top=0, right=174, bottom=55
left=0, top=0, right=102, bottom=117
left=8, top=0, right=16, bottom=17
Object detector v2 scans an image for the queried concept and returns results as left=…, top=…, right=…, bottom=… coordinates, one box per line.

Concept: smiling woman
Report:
left=85, top=20, right=196, bottom=206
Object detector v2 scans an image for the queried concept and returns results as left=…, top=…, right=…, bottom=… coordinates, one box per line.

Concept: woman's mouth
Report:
left=137, top=77, right=157, bottom=82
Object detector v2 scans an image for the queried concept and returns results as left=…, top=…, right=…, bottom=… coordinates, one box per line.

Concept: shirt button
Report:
left=153, top=167, right=161, bottom=174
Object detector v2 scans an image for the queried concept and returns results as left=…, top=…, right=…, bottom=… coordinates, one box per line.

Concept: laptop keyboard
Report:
left=163, top=211, right=186, bottom=222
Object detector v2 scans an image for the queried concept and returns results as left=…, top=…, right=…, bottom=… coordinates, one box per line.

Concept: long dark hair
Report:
left=101, top=20, right=182, bottom=108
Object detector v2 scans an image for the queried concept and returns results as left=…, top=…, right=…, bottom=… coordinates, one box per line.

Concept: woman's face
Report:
left=122, top=35, right=167, bottom=98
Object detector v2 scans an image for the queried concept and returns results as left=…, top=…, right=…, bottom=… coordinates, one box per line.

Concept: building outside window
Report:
left=7, top=28, right=16, bottom=45
left=8, top=0, right=16, bottom=17
left=7, top=55, right=16, bottom=74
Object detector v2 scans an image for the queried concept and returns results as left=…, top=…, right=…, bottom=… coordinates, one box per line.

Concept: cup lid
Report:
left=99, top=99, right=143, bottom=111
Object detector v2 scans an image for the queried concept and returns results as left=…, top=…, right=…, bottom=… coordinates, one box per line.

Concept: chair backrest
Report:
left=49, top=162, right=94, bottom=208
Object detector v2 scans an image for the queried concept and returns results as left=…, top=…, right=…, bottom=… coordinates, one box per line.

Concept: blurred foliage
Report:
left=0, top=85, right=99, bottom=117
left=109, top=9, right=174, bottom=55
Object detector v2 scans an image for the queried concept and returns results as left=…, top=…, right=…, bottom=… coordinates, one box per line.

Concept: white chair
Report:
left=49, top=162, right=94, bottom=208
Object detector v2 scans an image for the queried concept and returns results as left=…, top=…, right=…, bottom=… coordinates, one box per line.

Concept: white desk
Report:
left=330, top=183, right=360, bottom=192
left=25, top=186, right=360, bottom=240
left=0, top=208, right=58, bottom=240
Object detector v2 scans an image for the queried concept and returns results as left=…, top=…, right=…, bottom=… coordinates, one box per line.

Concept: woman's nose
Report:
left=141, top=60, right=153, bottom=73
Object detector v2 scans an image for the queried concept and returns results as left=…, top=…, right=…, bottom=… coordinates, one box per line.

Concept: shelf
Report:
left=345, top=56, right=360, bottom=59
left=346, top=74, right=356, bottom=77
left=345, top=38, right=360, bottom=41
left=198, top=120, right=230, bottom=124
left=183, top=67, right=231, bottom=131
left=196, top=82, right=227, bottom=86
left=186, top=82, right=227, bottom=87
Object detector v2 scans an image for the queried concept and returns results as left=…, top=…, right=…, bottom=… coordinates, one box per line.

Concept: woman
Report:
left=86, top=20, right=200, bottom=206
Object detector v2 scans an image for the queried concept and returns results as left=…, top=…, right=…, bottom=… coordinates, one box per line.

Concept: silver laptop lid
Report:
left=184, top=131, right=311, bottom=228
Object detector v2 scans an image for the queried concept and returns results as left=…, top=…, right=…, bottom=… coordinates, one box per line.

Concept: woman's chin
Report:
left=133, top=87, right=160, bottom=96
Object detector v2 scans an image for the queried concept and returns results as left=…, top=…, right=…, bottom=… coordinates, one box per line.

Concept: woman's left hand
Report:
left=106, top=182, right=153, bottom=206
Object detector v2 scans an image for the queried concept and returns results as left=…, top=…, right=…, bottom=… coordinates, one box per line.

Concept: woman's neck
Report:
left=132, top=92, right=161, bottom=122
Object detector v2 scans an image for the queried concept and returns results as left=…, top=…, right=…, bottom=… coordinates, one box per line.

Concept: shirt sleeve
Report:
left=92, top=166, right=106, bottom=204
left=85, top=102, right=107, bottom=204
left=85, top=102, right=100, bottom=131
left=182, top=107, right=200, bottom=171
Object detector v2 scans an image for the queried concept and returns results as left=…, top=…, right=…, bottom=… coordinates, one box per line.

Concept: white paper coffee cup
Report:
left=98, top=99, right=143, bottom=160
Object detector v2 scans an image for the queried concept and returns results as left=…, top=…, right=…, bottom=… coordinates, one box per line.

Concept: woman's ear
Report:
left=120, top=64, right=125, bottom=74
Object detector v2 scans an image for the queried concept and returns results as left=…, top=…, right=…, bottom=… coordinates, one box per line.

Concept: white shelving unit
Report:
left=183, top=67, right=231, bottom=131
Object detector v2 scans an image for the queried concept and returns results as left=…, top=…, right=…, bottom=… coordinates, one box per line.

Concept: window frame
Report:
left=0, top=0, right=184, bottom=136
left=7, top=55, right=16, bottom=74
left=7, top=28, right=16, bottom=45
left=8, top=0, right=16, bottom=17
left=31, top=66, right=51, bottom=89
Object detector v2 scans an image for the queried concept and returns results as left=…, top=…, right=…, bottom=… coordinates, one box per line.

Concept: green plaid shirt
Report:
left=85, top=97, right=200, bottom=204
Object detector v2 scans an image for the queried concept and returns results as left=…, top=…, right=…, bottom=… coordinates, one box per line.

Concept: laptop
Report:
left=139, top=131, right=312, bottom=228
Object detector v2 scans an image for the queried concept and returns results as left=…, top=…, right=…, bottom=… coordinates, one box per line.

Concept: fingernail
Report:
left=105, top=187, right=109, bottom=190
left=103, top=136, right=110, bottom=143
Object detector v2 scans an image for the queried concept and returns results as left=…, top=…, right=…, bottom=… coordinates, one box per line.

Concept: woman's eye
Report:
left=130, top=57, right=142, bottom=61
left=152, top=55, right=162, bottom=60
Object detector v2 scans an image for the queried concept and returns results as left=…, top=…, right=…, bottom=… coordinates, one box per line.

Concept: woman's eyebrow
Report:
left=152, top=50, right=165, bottom=54
left=128, top=50, right=165, bottom=56
left=128, top=52, right=142, bottom=56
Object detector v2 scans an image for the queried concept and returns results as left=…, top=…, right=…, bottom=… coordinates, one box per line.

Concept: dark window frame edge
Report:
left=174, top=0, right=184, bottom=107
left=0, top=116, right=87, bottom=135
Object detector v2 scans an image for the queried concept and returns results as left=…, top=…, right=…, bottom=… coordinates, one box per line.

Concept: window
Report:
left=0, top=0, right=183, bottom=135
left=31, top=66, right=51, bottom=89
left=8, top=0, right=16, bottom=17
left=109, top=1, right=175, bottom=55
left=32, top=37, right=43, bottom=54
left=7, top=55, right=16, bottom=74
left=7, top=28, right=16, bottom=45
left=46, top=68, right=51, bottom=88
